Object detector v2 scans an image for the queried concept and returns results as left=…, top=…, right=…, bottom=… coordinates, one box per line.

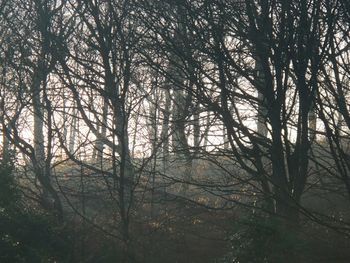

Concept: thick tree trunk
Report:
left=256, top=58, right=268, bottom=139
left=172, top=90, right=190, bottom=157
left=93, top=99, right=108, bottom=161
left=32, top=49, right=63, bottom=218
left=172, top=89, right=192, bottom=193
left=32, top=67, right=49, bottom=202
left=255, top=57, right=274, bottom=212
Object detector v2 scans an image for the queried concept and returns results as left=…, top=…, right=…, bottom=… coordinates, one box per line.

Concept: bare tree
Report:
left=52, top=0, right=144, bottom=260
left=0, top=0, right=67, bottom=218
left=139, top=0, right=333, bottom=224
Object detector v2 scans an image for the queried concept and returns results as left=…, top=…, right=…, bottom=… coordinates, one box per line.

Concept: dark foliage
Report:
left=0, top=161, right=72, bottom=263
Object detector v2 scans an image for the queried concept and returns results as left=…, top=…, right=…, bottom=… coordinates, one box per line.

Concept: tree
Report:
left=316, top=0, right=350, bottom=200
left=0, top=0, right=67, bottom=218
left=52, top=0, right=144, bottom=260
left=138, top=0, right=333, bottom=224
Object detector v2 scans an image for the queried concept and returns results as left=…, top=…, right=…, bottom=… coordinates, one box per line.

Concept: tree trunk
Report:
left=32, top=65, right=49, bottom=204
left=193, top=104, right=200, bottom=153
left=94, top=99, right=108, bottom=162
left=69, top=103, right=77, bottom=154
left=172, top=89, right=192, bottom=193
left=161, top=89, right=171, bottom=171
left=2, top=123, right=10, bottom=163
left=308, top=102, right=317, bottom=143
